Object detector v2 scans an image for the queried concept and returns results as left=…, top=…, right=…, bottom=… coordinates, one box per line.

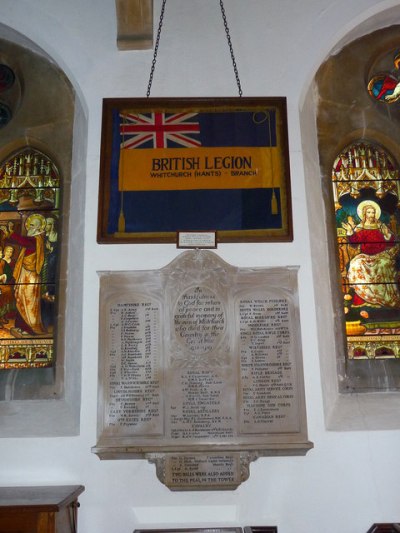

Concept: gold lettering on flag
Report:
left=119, top=146, right=282, bottom=191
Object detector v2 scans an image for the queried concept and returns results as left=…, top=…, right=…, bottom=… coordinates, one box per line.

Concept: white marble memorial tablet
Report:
left=93, top=250, right=312, bottom=489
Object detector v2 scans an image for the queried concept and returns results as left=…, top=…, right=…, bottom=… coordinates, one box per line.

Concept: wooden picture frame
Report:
left=97, top=97, right=292, bottom=244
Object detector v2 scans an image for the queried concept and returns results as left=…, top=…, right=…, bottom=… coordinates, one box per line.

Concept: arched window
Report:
left=311, top=24, right=400, bottom=398
left=301, top=21, right=400, bottom=428
left=0, top=147, right=61, bottom=369
left=0, top=26, right=86, bottom=437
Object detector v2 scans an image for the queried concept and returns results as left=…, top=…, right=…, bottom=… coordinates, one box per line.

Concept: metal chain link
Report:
left=219, top=0, right=243, bottom=97
left=146, top=0, right=167, bottom=97
left=147, top=0, right=243, bottom=97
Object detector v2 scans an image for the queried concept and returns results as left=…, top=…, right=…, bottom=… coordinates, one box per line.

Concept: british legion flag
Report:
left=120, top=112, right=201, bottom=149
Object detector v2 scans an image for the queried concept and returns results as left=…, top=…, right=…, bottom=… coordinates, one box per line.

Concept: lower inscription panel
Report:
left=93, top=250, right=312, bottom=490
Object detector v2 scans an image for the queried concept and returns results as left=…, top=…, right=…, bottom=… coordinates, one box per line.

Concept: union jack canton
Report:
left=120, top=112, right=201, bottom=149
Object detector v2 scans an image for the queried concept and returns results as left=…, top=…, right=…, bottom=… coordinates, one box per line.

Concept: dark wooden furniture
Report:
left=0, top=485, right=84, bottom=533
left=367, top=525, right=400, bottom=533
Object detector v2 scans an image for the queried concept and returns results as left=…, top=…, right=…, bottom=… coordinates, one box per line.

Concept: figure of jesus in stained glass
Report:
left=342, top=200, right=400, bottom=309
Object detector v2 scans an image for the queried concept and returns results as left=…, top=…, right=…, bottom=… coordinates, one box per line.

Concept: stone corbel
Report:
left=115, top=0, right=153, bottom=50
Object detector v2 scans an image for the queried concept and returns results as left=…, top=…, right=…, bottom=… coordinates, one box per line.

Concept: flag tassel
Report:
left=118, top=192, right=126, bottom=233
left=271, top=189, right=278, bottom=215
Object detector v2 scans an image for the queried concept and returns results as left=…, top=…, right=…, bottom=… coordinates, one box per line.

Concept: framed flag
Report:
left=97, top=97, right=293, bottom=243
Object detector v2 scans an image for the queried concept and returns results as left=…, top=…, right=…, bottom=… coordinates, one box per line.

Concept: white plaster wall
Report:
left=0, top=1, right=400, bottom=532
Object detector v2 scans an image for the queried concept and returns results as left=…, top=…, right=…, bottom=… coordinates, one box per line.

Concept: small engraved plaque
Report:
left=164, top=454, right=240, bottom=489
left=93, top=250, right=313, bottom=490
left=178, top=231, right=217, bottom=249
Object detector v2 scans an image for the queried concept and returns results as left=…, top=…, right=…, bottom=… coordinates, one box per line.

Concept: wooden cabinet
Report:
left=0, top=485, right=84, bottom=533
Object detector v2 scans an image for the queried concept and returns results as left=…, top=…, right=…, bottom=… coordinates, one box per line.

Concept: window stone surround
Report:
left=0, top=25, right=85, bottom=437
left=301, top=22, right=400, bottom=430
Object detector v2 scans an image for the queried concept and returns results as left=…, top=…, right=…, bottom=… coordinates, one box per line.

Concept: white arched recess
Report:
left=300, top=4, right=400, bottom=431
left=0, top=24, right=86, bottom=436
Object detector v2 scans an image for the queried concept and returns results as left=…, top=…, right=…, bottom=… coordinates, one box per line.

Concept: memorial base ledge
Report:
left=91, top=442, right=314, bottom=461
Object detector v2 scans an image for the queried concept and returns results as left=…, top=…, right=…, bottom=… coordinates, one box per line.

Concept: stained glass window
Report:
left=333, top=141, right=400, bottom=359
left=367, top=50, right=400, bottom=104
left=0, top=147, right=60, bottom=369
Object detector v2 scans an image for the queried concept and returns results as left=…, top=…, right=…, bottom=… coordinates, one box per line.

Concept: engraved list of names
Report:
left=238, top=295, right=299, bottom=433
left=106, top=298, right=163, bottom=435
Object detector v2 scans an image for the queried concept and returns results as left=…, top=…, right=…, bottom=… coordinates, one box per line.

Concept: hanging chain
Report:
left=146, top=0, right=167, bottom=97
left=219, top=0, right=242, bottom=97
left=147, top=0, right=243, bottom=97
